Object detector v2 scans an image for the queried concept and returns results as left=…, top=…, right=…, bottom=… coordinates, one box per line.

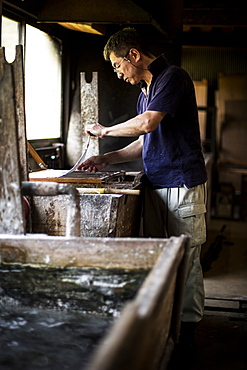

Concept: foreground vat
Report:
left=0, top=235, right=189, bottom=370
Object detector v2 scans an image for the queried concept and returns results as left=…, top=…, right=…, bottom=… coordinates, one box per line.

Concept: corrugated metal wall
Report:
left=181, top=47, right=247, bottom=90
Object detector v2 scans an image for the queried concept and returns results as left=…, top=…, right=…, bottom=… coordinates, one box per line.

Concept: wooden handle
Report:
left=77, top=188, right=140, bottom=195
left=27, top=141, right=48, bottom=169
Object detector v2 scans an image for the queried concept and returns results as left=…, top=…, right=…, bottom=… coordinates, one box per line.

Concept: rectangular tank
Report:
left=0, top=235, right=189, bottom=370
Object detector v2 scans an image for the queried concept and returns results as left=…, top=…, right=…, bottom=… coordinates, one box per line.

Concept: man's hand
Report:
left=86, top=123, right=106, bottom=138
left=77, top=154, right=109, bottom=172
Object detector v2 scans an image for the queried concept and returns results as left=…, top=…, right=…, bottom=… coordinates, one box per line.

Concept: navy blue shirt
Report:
left=137, top=54, right=207, bottom=188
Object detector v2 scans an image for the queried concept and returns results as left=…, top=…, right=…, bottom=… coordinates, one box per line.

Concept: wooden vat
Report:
left=28, top=172, right=143, bottom=237
left=0, top=235, right=189, bottom=370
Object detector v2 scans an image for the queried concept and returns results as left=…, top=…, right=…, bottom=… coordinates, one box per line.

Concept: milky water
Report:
left=0, top=300, right=112, bottom=370
left=0, top=265, right=148, bottom=370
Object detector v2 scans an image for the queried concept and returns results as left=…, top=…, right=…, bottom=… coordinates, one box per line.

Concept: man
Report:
left=78, top=27, right=207, bottom=347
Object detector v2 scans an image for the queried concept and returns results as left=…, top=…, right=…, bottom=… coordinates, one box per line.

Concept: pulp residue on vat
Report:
left=0, top=265, right=148, bottom=314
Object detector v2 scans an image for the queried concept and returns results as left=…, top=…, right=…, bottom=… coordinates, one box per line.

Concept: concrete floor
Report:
left=191, top=313, right=247, bottom=370
left=184, top=219, right=247, bottom=370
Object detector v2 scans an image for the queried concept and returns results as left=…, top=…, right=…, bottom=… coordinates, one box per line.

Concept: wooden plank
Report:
left=0, top=47, right=25, bottom=234
left=30, top=174, right=106, bottom=183
left=66, top=71, right=99, bottom=167
left=0, top=235, right=172, bottom=269
left=77, top=187, right=140, bottom=195
left=216, top=74, right=247, bottom=191
left=216, top=74, right=247, bottom=152
left=29, top=169, right=125, bottom=183
left=87, top=235, right=188, bottom=370
left=27, top=141, right=48, bottom=170
left=80, top=72, right=99, bottom=158
left=194, top=79, right=208, bottom=141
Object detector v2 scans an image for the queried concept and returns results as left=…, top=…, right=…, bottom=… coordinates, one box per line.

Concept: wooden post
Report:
left=0, top=47, right=25, bottom=234
left=12, top=45, right=29, bottom=181
left=80, top=72, right=99, bottom=158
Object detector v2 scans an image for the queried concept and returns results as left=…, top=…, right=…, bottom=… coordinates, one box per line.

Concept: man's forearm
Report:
left=103, top=111, right=165, bottom=137
left=104, top=137, right=143, bottom=164
left=102, top=115, right=146, bottom=137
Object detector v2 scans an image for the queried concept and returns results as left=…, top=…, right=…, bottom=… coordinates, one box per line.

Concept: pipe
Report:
left=22, top=181, right=81, bottom=237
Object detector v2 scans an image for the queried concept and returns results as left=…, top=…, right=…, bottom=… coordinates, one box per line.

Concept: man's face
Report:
left=110, top=51, right=141, bottom=85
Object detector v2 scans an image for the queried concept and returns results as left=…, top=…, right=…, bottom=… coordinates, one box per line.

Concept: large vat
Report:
left=28, top=171, right=143, bottom=237
left=0, top=235, right=189, bottom=370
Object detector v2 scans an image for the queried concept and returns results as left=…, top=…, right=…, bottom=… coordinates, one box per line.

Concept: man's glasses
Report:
left=113, top=50, right=130, bottom=73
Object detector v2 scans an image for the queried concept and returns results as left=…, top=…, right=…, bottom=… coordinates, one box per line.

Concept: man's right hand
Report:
left=77, top=154, right=109, bottom=172
left=86, top=123, right=106, bottom=138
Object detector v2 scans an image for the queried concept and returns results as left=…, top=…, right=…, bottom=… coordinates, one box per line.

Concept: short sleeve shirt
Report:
left=137, top=54, right=207, bottom=188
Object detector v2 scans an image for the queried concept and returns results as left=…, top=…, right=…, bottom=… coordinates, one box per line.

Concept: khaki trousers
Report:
left=143, top=183, right=207, bottom=322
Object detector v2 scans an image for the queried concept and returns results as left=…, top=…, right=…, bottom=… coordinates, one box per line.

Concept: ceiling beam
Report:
left=38, top=0, right=152, bottom=24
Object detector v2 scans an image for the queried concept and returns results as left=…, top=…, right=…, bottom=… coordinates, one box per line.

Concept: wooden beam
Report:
left=0, top=47, right=25, bottom=234
left=38, top=0, right=152, bottom=24
left=0, top=235, right=175, bottom=269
